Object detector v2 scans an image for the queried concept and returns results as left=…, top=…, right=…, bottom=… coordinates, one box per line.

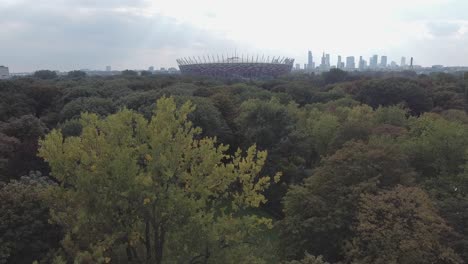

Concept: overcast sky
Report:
left=1, top=0, right=468, bottom=72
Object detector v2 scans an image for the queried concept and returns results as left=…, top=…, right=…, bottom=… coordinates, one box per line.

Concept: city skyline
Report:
left=0, top=49, right=462, bottom=75
left=304, top=51, right=415, bottom=72
left=0, top=46, right=460, bottom=73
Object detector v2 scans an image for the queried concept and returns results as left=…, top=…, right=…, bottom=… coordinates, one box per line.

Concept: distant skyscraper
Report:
left=346, top=56, right=355, bottom=70
left=401, top=57, right=406, bottom=67
left=410, top=57, right=414, bottom=68
left=295, top=63, right=300, bottom=70
left=359, top=56, right=365, bottom=70
left=320, top=52, right=327, bottom=69
left=308, top=51, right=313, bottom=66
left=337, top=56, right=342, bottom=69
left=0, top=66, right=9, bottom=79
left=319, top=52, right=330, bottom=71
left=369, top=55, right=378, bottom=69
left=380, top=56, right=388, bottom=68
left=106, top=66, right=111, bottom=71
left=307, top=52, right=315, bottom=71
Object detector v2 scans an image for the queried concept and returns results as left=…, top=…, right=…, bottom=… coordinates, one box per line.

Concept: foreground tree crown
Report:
left=38, top=97, right=280, bottom=264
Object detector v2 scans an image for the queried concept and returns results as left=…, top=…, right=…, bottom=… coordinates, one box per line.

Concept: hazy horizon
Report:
left=1, top=0, right=468, bottom=72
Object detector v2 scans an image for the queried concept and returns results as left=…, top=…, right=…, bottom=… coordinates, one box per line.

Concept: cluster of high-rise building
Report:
left=300, top=51, right=413, bottom=73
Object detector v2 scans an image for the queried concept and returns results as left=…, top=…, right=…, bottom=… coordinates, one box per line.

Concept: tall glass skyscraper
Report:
left=369, top=55, right=379, bottom=69
left=380, top=56, right=388, bottom=67
left=307, top=51, right=315, bottom=70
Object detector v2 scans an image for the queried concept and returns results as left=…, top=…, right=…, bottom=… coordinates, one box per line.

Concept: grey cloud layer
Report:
left=2, top=0, right=468, bottom=71
left=0, top=1, right=236, bottom=71
left=426, top=22, right=462, bottom=37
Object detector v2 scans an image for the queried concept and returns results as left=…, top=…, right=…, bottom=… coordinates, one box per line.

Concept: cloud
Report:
left=398, top=0, right=468, bottom=21
left=426, top=21, right=461, bottom=37
left=0, top=1, right=239, bottom=71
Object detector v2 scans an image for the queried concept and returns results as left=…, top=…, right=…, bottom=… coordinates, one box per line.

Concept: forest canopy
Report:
left=1, top=70, right=467, bottom=263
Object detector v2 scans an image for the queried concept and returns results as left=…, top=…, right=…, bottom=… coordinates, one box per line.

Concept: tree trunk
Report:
left=131, top=247, right=140, bottom=263
left=202, top=246, right=210, bottom=264
left=126, top=245, right=133, bottom=262
left=154, top=223, right=165, bottom=264
left=145, top=220, right=151, bottom=263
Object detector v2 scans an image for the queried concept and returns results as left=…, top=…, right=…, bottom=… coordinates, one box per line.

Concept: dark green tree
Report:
left=0, top=173, right=61, bottom=264
left=60, top=97, right=116, bottom=121
left=0, top=115, right=48, bottom=180
left=355, top=78, right=433, bottom=115
left=280, top=140, right=415, bottom=262
left=403, top=113, right=468, bottom=179
left=140, top=70, right=152, bottom=76
left=322, top=68, right=349, bottom=85
left=33, top=70, right=58, bottom=80
left=67, top=70, right=87, bottom=79
left=121, top=69, right=138, bottom=76
left=235, top=98, right=297, bottom=150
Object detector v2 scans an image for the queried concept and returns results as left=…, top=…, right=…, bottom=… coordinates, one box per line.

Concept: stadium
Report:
left=176, top=55, right=294, bottom=79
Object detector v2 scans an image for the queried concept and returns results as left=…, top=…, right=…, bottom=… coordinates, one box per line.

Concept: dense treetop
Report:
left=1, top=70, right=467, bottom=263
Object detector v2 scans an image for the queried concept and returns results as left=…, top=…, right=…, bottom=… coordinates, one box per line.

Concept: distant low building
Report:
left=0, top=66, right=10, bottom=79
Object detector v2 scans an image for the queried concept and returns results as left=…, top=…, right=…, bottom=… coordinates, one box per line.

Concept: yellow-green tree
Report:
left=39, top=97, right=280, bottom=264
